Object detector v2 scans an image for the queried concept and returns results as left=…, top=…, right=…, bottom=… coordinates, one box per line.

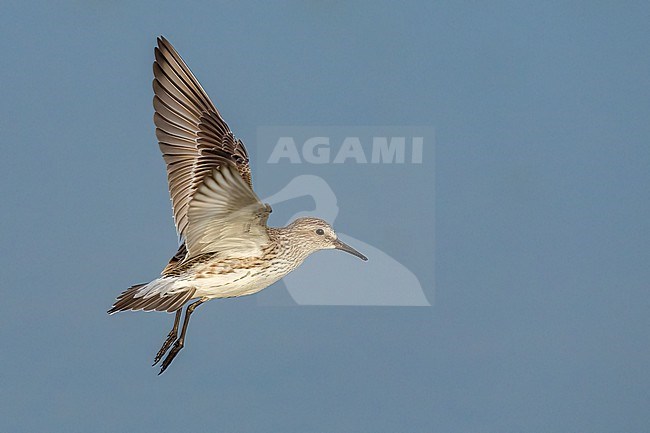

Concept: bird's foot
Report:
left=152, top=330, right=177, bottom=366
left=158, top=339, right=184, bottom=375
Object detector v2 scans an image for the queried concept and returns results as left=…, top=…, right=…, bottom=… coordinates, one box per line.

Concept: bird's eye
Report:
left=316, top=229, right=325, bottom=235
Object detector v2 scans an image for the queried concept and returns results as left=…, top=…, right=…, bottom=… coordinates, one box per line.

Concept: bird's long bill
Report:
left=333, top=239, right=368, bottom=261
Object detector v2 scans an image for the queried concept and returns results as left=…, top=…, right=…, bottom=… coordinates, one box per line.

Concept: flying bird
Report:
left=108, top=37, right=367, bottom=374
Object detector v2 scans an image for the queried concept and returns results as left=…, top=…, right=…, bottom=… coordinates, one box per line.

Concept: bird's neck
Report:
left=267, top=226, right=315, bottom=266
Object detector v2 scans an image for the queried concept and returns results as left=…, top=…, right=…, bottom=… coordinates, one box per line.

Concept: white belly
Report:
left=191, top=267, right=288, bottom=299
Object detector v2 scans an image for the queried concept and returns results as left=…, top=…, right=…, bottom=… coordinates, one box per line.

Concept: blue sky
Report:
left=1, top=1, right=649, bottom=432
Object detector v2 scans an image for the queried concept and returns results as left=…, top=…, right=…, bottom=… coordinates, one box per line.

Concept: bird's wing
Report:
left=153, top=36, right=252, bottom=241
left=186, top=162, right=271, bottom=258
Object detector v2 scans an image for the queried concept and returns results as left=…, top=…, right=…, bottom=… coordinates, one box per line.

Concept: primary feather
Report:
left=153, top=36, right=253, bottom=250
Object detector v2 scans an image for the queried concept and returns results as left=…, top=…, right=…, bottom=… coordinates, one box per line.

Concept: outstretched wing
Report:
left=186, top=162, right=271, bottom=258
left=153, top=36, right=252, bottom=242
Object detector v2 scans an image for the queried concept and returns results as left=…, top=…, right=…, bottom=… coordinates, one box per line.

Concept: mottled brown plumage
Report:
left=108, top=37, right=366, bottom=374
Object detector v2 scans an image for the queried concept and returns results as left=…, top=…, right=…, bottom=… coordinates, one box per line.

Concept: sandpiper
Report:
left=108, top=37, right=367, bottom=374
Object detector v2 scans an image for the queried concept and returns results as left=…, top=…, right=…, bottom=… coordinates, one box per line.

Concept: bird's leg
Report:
left=158, top=298, right=207, bottom=375
left=152, top=310, right=182, bottom=366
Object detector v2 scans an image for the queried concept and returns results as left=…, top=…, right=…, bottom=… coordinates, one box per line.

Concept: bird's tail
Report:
left=107, top=279, right=196, bottom=314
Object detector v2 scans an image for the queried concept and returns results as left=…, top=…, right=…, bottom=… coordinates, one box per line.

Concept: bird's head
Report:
left=287, top=217, right=367, bottom=261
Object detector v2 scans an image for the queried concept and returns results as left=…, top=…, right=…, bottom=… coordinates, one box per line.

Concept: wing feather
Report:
left=153, top=36, right=252, bottom=245
left=186, top=162, right=271, bottom=258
